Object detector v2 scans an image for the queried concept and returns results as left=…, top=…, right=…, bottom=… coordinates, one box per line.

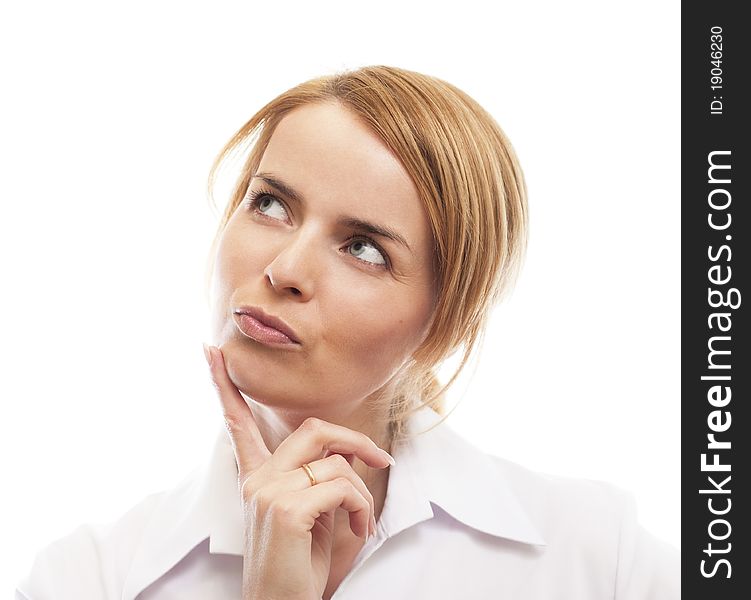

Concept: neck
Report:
left=242, top=395, right=393, bottom=456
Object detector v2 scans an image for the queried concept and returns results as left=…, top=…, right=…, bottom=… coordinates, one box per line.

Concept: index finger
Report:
left=204, top=343, right=272, bottom=476
left=272, top=417, right=395, bottom=472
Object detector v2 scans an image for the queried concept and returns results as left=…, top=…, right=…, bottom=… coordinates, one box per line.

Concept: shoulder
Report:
left=487, top=453, right=634, bottom=535
left=486, top=454, right=680, bottom=598
left=16, top=486, right=172, bottom=600
left=16, top=431, right=228, bottom=600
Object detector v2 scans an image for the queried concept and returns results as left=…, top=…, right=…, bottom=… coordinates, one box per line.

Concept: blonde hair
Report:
left=205, top=65, right=528, bottom=445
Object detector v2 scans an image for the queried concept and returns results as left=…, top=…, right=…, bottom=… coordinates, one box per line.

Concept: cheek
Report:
left=211, top=224, right=267, bottom=296
left=209, top=226, right=266, bottom=333
left=317, top=288, right=430, bottom=387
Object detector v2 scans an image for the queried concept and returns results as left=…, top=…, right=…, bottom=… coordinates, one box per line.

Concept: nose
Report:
left=263, top=231, right=318, bottom=300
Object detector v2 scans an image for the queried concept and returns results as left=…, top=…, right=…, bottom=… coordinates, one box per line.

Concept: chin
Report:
left=220, top=345, right=305, bottom=409
left=221, top=346, right=272, bottom=399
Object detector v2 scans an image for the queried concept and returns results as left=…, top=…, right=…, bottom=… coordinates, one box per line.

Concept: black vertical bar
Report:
left=682, top=2, right=749, bottom=598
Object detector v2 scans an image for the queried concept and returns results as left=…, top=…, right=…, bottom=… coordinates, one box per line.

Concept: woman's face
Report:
left=210, top=101, right=437, bottom=414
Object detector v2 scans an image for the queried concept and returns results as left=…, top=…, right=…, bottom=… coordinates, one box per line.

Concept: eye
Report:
left=345, top=236, right=389, bottom=269
left=245, top=189, right=289, bottom=221
left=245, top=187, right=390, bottom=271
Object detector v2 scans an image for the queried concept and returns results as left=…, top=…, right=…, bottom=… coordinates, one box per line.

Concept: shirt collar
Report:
left=123, top=404, right=545, bottom=599
left=379, top=404, right=547, bottom=545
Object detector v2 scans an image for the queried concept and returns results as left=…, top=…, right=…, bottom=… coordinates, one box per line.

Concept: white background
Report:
left=1, top=0, right=680, bottom=590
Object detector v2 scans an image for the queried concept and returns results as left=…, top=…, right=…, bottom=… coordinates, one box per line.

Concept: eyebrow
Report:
left=251, top=172, right=413, bottom=254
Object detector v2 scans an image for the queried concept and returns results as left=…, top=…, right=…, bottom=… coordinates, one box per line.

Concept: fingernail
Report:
left=380, top=448, right=396, bottom=466
left=370, top=514, right=377, bottom=537
left=202, top=343, right=213, bottom=367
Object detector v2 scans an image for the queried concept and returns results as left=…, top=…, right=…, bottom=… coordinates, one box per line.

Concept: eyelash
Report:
left=244, top=188, right=391, bottom=271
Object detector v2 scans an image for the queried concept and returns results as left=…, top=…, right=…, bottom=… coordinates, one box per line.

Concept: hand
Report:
left=203, top=343, right=394, bottom=600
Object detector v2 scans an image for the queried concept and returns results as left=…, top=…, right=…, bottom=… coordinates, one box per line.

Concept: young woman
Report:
left=17, top=65, right=679, bottom=600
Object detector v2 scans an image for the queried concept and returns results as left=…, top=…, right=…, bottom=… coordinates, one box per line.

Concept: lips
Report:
left=232, top=306, right=301, bottom=345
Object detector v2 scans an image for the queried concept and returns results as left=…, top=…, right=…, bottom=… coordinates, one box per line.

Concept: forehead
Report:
left=256, top=102, right=429, bottom=246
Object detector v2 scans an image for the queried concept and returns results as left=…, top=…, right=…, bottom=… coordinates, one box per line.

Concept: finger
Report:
left=333, top=452, right=356, bottom=468
left=271, top=417, right=395, bottom=472
left=284, top=478, right=372, bottom=540
left=306, top=454, right=376, bottom=536
left=241, top=454, right=375, bottom=521
left=204, top=343, right=272, bottom=475
left=254, top=454, right=376, bottom=535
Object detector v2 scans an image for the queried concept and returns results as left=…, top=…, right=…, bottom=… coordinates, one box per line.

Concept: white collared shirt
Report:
left=16, top=405, right=680, bottom=599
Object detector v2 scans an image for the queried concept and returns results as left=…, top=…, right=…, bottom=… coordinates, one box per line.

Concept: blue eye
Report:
left=346, top=237, right=388, bottom=269
left=244, top=187, right=391, bottom=271
left=246, top=190, right=288, bottom=221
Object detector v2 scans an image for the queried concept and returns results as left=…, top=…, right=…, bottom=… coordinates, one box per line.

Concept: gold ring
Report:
left=301, top=463, right=316, bottom=487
